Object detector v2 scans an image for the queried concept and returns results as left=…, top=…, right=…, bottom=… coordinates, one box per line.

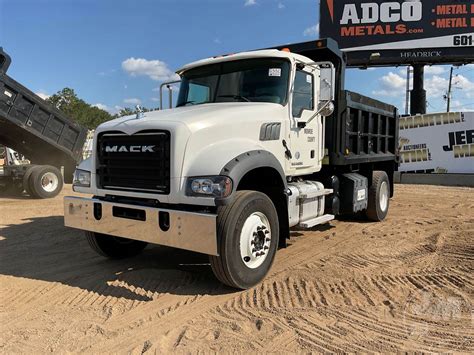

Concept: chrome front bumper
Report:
left=64, top=196, right=218, bottom=255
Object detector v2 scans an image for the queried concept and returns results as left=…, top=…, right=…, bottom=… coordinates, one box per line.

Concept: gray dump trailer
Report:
left=0, top=47, right=87, bottom=198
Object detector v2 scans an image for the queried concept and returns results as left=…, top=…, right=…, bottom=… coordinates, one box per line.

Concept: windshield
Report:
left=177, top=58, right=290, bottom=107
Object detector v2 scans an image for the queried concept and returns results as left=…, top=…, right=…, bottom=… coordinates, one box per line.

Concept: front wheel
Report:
left=86, top=232, right=148, bottom=259
left=210, top=191, right=279, bottom=289
left=366, top=171, right=390, bottom=222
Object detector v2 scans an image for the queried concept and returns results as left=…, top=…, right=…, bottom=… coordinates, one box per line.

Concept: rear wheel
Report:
left=210, top=191, right=279, bottom=289
left=86, top=231, right=148, bottom=259
left=366, top=171, right=390, bottom=222
left=29, top=165, right=63, bottom=199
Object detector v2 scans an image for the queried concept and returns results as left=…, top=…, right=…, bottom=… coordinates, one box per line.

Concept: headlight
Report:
left=186, top=176, right=233, bottom=198
left=73, top=169, right=91, bottom=188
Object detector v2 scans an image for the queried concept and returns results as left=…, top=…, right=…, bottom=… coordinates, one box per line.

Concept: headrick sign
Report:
left=320, top=0, right=474, bottom=67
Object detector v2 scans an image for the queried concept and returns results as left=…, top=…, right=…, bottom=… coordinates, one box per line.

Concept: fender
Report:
left=217, top=150, right=287, bottom=205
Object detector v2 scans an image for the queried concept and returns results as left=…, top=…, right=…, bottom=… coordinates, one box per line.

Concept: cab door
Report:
left=285, top=64, right=321, bottom=175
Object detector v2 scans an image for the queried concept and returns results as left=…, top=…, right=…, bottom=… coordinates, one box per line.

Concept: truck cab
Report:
left=65, top=40, right=398, bottom=289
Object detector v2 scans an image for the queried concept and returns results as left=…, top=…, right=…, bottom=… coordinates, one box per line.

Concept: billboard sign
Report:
left=399, top=112, right=474, bottom=174
left=320, top=0, right=474, bottom=67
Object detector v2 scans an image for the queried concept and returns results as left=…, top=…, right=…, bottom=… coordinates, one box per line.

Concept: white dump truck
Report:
left=64, top=39, right=399, bottom=289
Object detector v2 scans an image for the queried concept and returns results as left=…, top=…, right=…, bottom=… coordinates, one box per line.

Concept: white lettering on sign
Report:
left=340, top=1, right=422, bottom=25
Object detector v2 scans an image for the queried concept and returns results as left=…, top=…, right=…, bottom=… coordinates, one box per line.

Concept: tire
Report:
left=86, top=231, right=148, bottom=259
left=22, top=165, right=38, bottom=197
left=210, top=191, right=279, bottom=289
left=366, top=171, right=390, bottom=222
left=29, top=165, right=64, bottom=199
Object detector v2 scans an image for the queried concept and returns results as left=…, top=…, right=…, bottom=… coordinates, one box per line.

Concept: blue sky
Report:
left=1, top=0, right=473, bottom=115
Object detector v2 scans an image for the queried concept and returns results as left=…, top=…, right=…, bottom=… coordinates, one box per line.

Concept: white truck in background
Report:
left=64, top=39, right=399, bottom=289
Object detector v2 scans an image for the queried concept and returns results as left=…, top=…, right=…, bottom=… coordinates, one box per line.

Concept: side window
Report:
left=292, top=70, right=314, bottom=118
left=188, top=83, right=210, bottom=104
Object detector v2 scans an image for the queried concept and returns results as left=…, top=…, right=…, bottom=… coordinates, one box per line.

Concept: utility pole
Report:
left=447, top=66, right=454, bottom=113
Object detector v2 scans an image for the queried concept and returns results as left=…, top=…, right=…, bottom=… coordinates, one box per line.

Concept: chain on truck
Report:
left=64, top=39, right=399, bottom=289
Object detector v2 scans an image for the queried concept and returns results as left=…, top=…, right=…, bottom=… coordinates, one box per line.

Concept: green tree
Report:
left=47, top=88, right=113, bottom=129
left=115, top=106, right=159, bottom=118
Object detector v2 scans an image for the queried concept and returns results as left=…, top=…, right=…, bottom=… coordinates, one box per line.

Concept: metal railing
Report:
left=159, top=80, right=181, bottom=110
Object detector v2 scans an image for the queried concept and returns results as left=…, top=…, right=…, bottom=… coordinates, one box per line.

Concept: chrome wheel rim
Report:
left=239, top=212, right=271, bottom=269
left=379, top=181, right=389, bottom=212
left=40, top=172, right=59, bottom=193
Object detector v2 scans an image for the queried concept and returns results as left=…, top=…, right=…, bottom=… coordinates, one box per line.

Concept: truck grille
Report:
left=97, top=130, right=171, bottom=194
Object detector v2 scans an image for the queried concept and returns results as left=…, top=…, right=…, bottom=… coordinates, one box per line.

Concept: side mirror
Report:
left=319, top=64, right=335, bottom=102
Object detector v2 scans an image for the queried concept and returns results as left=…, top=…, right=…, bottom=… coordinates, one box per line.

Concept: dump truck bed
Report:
left=0, top=48, right=87, bottom=177
left=326, top=90, right=399, bottom=166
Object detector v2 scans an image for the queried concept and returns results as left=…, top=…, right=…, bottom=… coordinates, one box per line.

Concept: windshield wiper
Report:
left=217, top=95, right=251, bottom=102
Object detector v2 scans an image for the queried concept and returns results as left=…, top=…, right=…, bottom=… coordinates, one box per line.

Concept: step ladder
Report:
left=298, top=214, right=335, bottom=229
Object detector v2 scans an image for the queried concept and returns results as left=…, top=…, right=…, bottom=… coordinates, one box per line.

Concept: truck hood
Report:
left=97, top=103, right=286, bottom=134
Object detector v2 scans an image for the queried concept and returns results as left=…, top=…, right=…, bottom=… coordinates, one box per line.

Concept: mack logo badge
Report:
left=105, top=145, right=156, bottom=153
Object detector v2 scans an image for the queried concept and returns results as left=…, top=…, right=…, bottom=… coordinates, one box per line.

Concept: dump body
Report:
left=0, top=48, right=87, bottom=179
left=327, top=90, right=399, bottom=165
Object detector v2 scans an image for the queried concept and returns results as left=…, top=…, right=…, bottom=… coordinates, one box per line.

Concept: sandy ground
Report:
left=0, top=184, right=473, bottom=353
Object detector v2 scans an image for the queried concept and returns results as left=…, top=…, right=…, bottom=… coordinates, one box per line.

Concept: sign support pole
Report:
left=410, top=65, right=426, bottom=115
left=405, top=67, right=411, bottom=115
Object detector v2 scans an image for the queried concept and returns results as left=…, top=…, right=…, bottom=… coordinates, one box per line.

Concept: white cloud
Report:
left=35, top=92, right=50, bottom=100
left=425, top=75, right=448, bottom=98
left=381, top=72, right=406, bottom=90
left=303, top=24, right=319, bottom=37
left=214, top=38, right=222, bottom=44
left=244, top=0, right=257, bottom=6
left=372, top=72, right=407, bottom=97
left=424, top=66, right=446, bottom=75
left=92, top=103, right=123, bottom=115
left=370, top=67, right=474, bottom=113
left=122, top=57, right=179, bottom=82
left=453, top=74, right=474, bottom=95
left=278, top=2, right=285, bottom=9
left=123, top=98, right=142, bottom=105
left=92, top=103, right=109, bottom=111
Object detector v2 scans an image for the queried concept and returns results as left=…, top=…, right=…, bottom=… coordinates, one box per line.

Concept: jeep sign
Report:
left=320, top=0, right=474, bottom=67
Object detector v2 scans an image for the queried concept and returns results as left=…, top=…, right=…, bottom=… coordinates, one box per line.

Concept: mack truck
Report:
left=64, top=39, right=399, bottom=289
left=0, top=48, right=87, bottom=198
